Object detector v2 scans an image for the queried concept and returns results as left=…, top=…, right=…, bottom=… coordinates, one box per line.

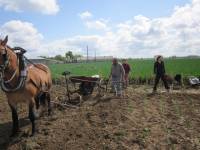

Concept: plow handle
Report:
left=65, top=75, right=71, bottom=101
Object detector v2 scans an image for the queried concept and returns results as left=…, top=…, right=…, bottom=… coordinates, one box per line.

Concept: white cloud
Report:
left=1, top=0, right=200, bottom=58
left=75, top=0, right=200, bottom=57
left=0, top=20, right=44, bottom=58
left=79, top=11, right=109, bottom=31
left=79, top=11, right=93, bottom=19
left=0, top=0, right=59, bottom=15
left=110, top=0, right=200, bottom=57
left=85, top=20, right=109, bottom=30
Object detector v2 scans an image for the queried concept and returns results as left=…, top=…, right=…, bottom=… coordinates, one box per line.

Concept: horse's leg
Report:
left=39, top=92, right=46, bottom=111
left=28, top=100, right=36, bottom=136
left=35, top=96, right=40, bottom=110
left=9, top=104, right=19, bottom=137
left=38, top=92, right=51, bottom=115
left=46, top=92, right=51, bottom=115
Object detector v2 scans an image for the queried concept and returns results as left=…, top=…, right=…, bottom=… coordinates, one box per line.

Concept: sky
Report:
left=0, top=0, right=199, bottom=58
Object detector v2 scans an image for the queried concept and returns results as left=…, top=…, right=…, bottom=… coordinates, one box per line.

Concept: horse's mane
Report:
left=7, top=45, right=13, bottom=50
left=6, top=46, right=17, bottom=53
left=6, top=45, right=49, bottom=74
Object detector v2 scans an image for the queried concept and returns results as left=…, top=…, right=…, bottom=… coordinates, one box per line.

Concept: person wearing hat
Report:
left=153, top=55, right=169, bottom=93
left=109, top=58, right=125, bottom=97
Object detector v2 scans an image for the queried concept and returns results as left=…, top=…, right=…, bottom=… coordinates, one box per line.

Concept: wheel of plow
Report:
left=79, top=82, right=96, bottom=96
left=68, top=93, right=82, bottom=105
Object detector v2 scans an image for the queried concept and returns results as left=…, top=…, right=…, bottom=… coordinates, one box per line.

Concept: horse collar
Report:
left=0, top=47, right=27, bottom=93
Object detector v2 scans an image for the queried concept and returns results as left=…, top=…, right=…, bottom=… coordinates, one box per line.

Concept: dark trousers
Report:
left=153, top=74, right=169, bottom=91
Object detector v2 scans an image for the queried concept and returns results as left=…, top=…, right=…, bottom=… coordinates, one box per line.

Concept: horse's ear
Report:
left=2, top=35, right=8, bottom=46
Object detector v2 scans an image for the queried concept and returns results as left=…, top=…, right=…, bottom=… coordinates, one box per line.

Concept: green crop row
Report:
left=49, top=58, right=200, bottom=79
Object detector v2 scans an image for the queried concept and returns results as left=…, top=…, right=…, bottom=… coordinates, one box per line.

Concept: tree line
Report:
left=41, top=51, right=83, bottom=63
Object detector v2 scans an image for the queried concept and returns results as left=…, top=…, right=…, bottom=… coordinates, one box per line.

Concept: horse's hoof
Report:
left=34, top=112, right=40, bottom=119
left=10, top=133, right=16, bottom=138
left=30, top=133, right=35, bottom=137
left=10, top=132, right=18, bottom=137
left=48, top=110, right=52, bottom=116
left=10, top=129, right=21, bottom=137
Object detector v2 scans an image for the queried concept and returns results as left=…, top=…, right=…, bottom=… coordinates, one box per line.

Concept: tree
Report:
left=65, top=51, right=74, bottom=62
left=74, top=54, right=83, bottom=62
left=55, top=55, right=64, bottom=61
left=39, top=56, right=47, bottom=59
left=65, top=52, right=69, bottom=62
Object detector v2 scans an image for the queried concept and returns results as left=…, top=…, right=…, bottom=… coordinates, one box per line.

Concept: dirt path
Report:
left=0, top=85, right=200, bottom=150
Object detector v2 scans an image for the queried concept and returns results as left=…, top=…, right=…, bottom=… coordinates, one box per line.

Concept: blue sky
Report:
left=0, top=0, right=189, bottom=39
left=0, top=0, right=199, bottom=58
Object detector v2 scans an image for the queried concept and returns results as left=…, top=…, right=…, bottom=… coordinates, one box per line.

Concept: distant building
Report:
left=171, top=56, right=177, bottom=59
left=79, top=56, right=113, bottom=61
left=186, top=55, right=200, bottom=58
left=29, top=57, right=64, bottom=65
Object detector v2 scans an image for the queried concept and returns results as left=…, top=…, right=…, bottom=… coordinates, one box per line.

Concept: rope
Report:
left=51, top=101, right=79, bottom=109
left=24, top=56, right=36, bottom=65
left=24, top=56, right=45, bottom=69
left=4, top=69, right=18, bottom=83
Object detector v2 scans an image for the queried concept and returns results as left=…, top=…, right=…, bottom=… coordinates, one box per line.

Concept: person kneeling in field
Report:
left=122, top=59, right=131, bottom=88
left=109, top=58, right=125, bottom=97
left=153, top=55, right=170, bottom=93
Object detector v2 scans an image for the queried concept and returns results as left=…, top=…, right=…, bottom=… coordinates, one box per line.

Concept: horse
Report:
left=0, top=36, right=52, bottom=137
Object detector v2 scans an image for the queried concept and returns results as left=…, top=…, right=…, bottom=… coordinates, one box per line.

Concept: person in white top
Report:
left=109, top=58, right=125, bottom=97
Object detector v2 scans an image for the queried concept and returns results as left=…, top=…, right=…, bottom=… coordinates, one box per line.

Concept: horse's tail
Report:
left=35, top=92, right=51, bottom=115
left=34, top=64, right=52, bottom=115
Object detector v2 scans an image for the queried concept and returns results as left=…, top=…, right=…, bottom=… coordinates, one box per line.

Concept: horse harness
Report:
left=0, top=46, right=27, bottom=92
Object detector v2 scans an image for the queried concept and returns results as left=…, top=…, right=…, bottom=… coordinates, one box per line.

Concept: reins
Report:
left=4, top=69, right=18, bottom=83
left=0, top=46, right=48, bottom=92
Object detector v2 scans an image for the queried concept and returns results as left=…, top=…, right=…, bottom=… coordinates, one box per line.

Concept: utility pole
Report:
left=184, top=29, right=186, bottom=55
left=94, top=49, right=96, bottom=62
left=87, top=45, right=89, bottom=62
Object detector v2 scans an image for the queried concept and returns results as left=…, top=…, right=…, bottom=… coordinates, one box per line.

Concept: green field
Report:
left=49, top=58, right=200, bottom=79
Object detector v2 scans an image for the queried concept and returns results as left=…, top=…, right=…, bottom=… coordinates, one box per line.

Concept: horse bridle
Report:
left=0, top=46, right=10, bottom=72
left=0, top=46, right=27, bottom=93
left=0, top=46, right=18, bottom=85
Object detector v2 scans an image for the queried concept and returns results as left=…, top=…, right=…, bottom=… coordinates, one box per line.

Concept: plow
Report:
left=52, top=71, right=109, bottom=108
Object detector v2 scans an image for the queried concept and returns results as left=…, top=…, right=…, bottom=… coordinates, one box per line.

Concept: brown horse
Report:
left=0, top=36, right=52, bottom=136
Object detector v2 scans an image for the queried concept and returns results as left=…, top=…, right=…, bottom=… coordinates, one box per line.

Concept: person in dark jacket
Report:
left=153, top=56, right=169, bottom=93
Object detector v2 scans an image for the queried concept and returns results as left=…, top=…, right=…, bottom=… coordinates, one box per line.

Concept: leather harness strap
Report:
left=0, top=46, right=26, bottom=92
left=0, top=46, right=49, bottom=93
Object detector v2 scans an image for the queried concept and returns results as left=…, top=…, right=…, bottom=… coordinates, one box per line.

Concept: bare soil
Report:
left=0, top=85, right=200, bottom=150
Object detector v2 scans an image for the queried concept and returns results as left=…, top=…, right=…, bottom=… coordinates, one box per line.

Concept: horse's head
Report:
left=0, top=35, right=9, bottom=72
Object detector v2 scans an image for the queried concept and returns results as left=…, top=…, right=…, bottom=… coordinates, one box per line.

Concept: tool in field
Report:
left=61, top=71, right=108, bottom=105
